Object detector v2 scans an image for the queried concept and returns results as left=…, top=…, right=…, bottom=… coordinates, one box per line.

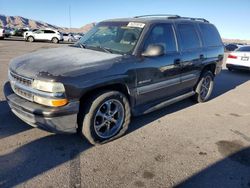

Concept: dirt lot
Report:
left=0, top=39, right=250, bottom=188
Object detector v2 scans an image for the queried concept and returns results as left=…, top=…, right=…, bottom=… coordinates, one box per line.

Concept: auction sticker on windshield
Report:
left=127, top=22, right=145, bottom=28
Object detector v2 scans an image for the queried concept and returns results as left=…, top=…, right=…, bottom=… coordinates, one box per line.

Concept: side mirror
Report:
left=142, top=44, right=165, bottom=57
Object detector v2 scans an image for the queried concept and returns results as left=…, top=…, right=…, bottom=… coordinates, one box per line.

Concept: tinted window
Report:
left=177, top=24, right=200, bottom=50
left=236, top=46, right=250, bottom=52
left=44, top=30, right=55, bottom=34
left=144, top=24, right=177, bottom=53
left=199, top=24, right=222, bottom=47
left=35, top=30, right=44, bottom=34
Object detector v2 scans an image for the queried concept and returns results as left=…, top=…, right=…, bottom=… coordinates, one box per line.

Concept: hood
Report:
left=9, top=46, right=122, bottom=79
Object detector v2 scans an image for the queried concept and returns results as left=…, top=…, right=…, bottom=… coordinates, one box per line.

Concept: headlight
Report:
left=34, top=96, right=68, bottom=107
left=32, top=80, right=65, bottom=93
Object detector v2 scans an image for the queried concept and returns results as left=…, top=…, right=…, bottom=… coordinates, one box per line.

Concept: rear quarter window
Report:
left=177, top=23, right=201, bottom=51
left=237, top=46, right=250, bottom=52
left=199, top=24, right=222, bottom=47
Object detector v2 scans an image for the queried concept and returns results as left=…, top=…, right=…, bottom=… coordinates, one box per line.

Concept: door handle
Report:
left=200, top=54, right=205, bottom=59
left=174, top=59, right=181, bottom=66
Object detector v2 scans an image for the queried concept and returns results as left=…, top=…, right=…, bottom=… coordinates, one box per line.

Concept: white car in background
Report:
left=24, top=29, right=63, bottom=43
left=226, top=46, right=250, bottom=71
left=73, top=33, right=83, bottom=40
left=0, top=28, right=5, bottom=39
left=62, top=33, right=76, bottom=42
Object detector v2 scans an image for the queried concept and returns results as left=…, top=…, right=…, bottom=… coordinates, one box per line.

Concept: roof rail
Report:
left=134, top=14, right=181, bottom=19
left=178, top=17, right=209, bottom=23
left=134, top=14, right=209, bottom=23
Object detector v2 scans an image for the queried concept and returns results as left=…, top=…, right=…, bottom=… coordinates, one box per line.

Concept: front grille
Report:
left=9, top=71, right=34, bottom=101
left=10, top=71, right=33, bottom=87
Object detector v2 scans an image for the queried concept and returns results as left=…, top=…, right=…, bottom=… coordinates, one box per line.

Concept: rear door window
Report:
left=177, top=23, right=201, bottom=51
left=199, top=24, right=222, bottom=47
left=144, top=24, right=177, bottom=53
left=44, top=30, right=55, bottom=34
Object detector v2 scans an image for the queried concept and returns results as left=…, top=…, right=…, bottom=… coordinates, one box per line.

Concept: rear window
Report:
left=199, top=24, right=222, bottom=47
left=236, top=46, right=250, bottom=52
left=177, top=24, right=201, bottom=50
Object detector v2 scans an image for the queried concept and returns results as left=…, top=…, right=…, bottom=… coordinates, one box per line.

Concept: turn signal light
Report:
left=51, top=99, right=68, bottom=107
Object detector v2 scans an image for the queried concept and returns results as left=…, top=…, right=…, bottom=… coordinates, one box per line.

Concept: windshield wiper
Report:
left=95, top=46, right=113, bottom=53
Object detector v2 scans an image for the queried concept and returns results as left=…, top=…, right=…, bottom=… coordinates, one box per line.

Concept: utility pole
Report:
left=69, top=5, right=71, bottom=30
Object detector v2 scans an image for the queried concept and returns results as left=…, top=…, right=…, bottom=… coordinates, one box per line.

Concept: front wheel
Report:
left=78, top=91, right=131, bottom=145
left=52, top=37, right=59, bottom=43
left=192, top=71, right=214, bottom=103
left=27, top=36, right=34, bottom=42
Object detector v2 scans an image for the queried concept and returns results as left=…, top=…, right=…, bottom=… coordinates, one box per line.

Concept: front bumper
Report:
left=4, top=82, right=79, bottom=133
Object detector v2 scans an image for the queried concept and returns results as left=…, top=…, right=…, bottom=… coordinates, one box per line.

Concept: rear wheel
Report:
left=192, top=71, right=214, bottom=103
left=52, top=37, right=59, bottom=43
left=78, top=91, right=131, bottom=145
left=27, top=36, right=34, bottom=42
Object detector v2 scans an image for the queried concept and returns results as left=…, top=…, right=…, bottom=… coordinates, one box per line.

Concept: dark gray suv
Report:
left=4, top=15, right=224, bottom=145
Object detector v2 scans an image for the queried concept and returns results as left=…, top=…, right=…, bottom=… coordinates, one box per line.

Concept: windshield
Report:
left=76, top=22, right=145, bottom=54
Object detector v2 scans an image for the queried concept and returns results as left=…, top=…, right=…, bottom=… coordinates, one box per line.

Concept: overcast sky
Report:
left=0, top=0, right=249, bottom=40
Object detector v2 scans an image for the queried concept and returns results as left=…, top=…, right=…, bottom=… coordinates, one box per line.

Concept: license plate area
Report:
left=241, top=57, right=249, bottom=61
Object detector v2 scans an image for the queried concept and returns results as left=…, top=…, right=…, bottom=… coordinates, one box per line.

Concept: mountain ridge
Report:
left=0, top=14, right=94, bottom=33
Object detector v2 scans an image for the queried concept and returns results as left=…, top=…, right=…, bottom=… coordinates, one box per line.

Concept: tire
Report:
left=227, top=67, right=233, bottom=71
left=78, top=91, right=131, bottom=145
left=192, top=71, right=214, bottom=103
left=52, top=37, right=59, bottom=44
left=27, top=36, right=34, bottom=42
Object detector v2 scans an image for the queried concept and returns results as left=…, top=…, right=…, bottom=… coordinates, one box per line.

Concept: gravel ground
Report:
left=0, top=39, right=250, bottom=188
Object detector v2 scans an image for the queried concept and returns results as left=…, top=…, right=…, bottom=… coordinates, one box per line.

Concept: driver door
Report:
left=33, top=30, right=45, bottom=40
left=136, top=23, right=183, bottom=106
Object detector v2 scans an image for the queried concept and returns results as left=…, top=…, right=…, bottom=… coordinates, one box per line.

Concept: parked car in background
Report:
left=0, top=28, right=5, bottom=39
left=225, top=43, right=238, bottom=51
left=4, top=28, right=11, bottom=37
left=226, top=46, right=250, bottom=71
left=23, top=28, right=38, bottom=37
left=73, top=33, right=84, bottom=40
left=24, top=28, right=63, bottom=43
left=62, top=33, right=76, bottom=42
left=14, top=28, right=29, bottom=37
left=10, top=29, right=15, bottom=36
left=4, top=15, right=224, bottom=145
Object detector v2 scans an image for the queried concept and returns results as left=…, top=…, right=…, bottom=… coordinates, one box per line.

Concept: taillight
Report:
left=228, top=54, right=237, bottom=59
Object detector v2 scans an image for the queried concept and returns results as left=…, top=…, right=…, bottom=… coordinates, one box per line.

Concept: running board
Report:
left=143, top=91, right=195, bottom=114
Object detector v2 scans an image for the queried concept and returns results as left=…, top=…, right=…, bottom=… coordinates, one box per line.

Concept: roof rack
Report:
left=134, top=14, right=181, bottom=19
left=178, top=17, right=209, bottom=23
left=134, top=14, right=209, bottom=23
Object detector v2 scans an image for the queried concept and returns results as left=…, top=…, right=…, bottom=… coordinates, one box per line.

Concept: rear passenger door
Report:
left=198, top=23, right=224, bottom=72
left=176, top=22, right=206, bottom=92
left=136, top=23, right=183, bottom=106
left=44, top=30, right=55, bottom=40
left=175, top=23, right=203, bottom=91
